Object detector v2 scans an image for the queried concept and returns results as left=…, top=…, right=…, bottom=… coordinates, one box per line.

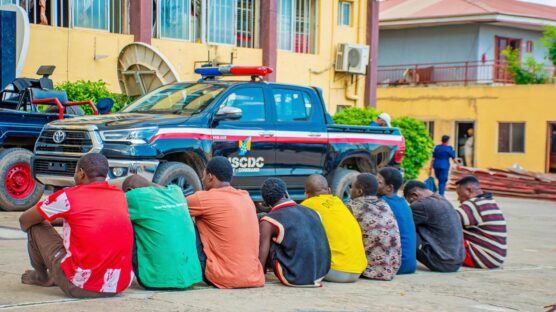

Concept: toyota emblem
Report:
left=52, top=130, right=66, bottom=144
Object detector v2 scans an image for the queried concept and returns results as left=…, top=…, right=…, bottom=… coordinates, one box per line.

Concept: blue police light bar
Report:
left=195, top=66, right=273, bottom=77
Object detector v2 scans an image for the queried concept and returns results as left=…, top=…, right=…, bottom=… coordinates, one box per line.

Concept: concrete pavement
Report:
left=0, top=193, right=555, bottom=311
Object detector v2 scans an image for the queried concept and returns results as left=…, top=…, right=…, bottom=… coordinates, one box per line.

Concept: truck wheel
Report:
left=331, top=168, right=360, bottom=203
left=152, top=162, right=202, bottom=197
left=0, top=148, right=45, bottom=211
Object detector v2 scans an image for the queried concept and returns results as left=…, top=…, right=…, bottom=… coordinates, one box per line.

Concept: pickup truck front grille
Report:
left=33, top=158, right=77, bottom=177
left=35, top=129, right=94, bottom=155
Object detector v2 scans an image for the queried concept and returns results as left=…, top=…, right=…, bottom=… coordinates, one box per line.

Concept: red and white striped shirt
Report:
left=456, top=193, right=507, bottom=269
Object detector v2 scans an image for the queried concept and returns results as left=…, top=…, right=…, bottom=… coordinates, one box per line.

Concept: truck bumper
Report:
left=32, top=155, right=159, bottom=188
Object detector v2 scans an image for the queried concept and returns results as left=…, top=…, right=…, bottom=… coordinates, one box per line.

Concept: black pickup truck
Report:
left=32, top=66, right=405, bottom=202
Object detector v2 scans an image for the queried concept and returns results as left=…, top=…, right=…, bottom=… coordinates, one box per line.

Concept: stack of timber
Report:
left=448, top=166, right=556, bottom=201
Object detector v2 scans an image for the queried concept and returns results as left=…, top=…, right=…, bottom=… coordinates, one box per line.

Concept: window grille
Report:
left=236, top=0, right=255, bottom=48
left=498, top=122, right=525, bottom=153
left=72, top=0, right=110, bottom=31
left=278, top=0, right=316, bottom=54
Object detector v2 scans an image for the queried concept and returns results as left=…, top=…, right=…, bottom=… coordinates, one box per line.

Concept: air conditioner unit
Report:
left=335, top=43, right=369, bottom=75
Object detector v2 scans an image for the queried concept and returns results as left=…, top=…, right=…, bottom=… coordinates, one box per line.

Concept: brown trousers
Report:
left=26, top=222, right=116, bottom=298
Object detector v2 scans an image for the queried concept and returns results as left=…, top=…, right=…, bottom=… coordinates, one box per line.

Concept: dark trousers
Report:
left=416, top=232, right=461, bottom=273
left=194, top=223, right=215, bottom=287
left=26, top=222, right=115, bottom=298
left=434, top=168, right=449, bottom=196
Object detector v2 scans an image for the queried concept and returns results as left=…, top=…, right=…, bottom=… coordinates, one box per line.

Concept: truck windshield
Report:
left=121, top=83, right=226, bottom=114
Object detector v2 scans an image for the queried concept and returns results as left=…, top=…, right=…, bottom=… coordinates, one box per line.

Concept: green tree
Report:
left=541, top=26, right=556, bottom=66
left=333, top=107, right=433, bottom=180
left=55, top=80, right=132, bottom=114
left=502, top=47, right=548, bottom=84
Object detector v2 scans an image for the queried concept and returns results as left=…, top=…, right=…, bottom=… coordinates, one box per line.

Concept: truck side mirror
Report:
left=215, top=106, right=242, bottom=121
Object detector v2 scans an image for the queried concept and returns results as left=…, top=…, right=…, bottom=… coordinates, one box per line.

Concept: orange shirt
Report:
left=186, top=186, right=265, bottom=289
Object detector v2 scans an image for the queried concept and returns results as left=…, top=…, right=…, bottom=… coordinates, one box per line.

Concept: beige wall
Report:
left=377, top=85, right=556, bottom=173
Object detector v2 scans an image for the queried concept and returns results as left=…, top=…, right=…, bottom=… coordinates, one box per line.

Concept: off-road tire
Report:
left=0, top=148, right=45, bottom=211
left=152, top=162, right=202, bottom=196
left=331, top=168, right=360, bottom=203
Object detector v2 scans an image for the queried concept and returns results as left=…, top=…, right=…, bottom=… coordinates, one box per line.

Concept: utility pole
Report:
left=364, top=0, right=379, bottom=107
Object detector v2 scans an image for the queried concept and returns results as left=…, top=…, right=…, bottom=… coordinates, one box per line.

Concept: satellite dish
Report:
left=117, top=42, right=180, bottom=96
left=0, top=5, right=30, bottom=77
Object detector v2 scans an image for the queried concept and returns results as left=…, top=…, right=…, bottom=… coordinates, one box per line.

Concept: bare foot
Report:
left=21, top=270, right=54, bottom=287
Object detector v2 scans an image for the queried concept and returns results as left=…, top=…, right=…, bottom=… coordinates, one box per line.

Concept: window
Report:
left=526, top=40, right=534, bottom=53
left=278, top=0, right=317, bottom=54
left=156, top=0, right=193, bottom=40
left=207, top=0, right=235, bottom=45
left=338, top=1, right=351, bottom=26
left=236, top=0, right=256, bottom=48
left=422, top=121, right=435, bottom=139
left=221, top=88, right=266, bottom=122
left=498, top=122, right=525, bottom=153
left=72, top=0, right=109, bottom=31
left=273, top=89, right=312, bottom=122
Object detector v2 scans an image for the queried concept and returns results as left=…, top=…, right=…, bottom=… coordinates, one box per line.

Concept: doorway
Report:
left=494, top=36, right=521, bottom=82
left=455, top=122, right=475, bottom=167
left=547, top=122, right=556, bottom=173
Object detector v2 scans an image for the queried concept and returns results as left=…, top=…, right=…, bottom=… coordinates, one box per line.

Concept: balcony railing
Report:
left=377, top=60, right=555, bottom=86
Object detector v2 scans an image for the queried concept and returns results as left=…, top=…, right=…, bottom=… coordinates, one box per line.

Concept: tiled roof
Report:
left=380, top=0, right=556, bottom=22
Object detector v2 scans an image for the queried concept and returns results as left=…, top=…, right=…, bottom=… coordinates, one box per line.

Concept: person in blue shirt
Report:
left=370, top=113, right=392, bottom=127
left=430, top=135, right=457, bottom=196
left=377, top=167, right=417, bottom=274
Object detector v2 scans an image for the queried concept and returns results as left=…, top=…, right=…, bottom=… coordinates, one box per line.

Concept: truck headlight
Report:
left=100, top=127, right=158, bottom=144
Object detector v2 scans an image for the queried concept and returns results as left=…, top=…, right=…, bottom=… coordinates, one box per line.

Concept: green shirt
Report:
left=126, top=185, right=202, bottom=289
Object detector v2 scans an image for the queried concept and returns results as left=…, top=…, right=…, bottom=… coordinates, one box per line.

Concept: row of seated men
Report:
left=18, top=153, right=507, bottom=297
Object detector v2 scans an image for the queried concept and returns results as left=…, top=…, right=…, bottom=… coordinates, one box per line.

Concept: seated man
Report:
left=19, top=153, right=133, bottom=298
left=403, top=180, right=465, bottom=272
left=186, top=156, right=265, bottom=289
left=258, top=178, right=330, bottom=287
left=123, top=175, right=202, bottom=289
left=455, top=176, right=507, bottom=269
left=370, top=112, right=392, bottom=127
left=348, top=173, right=401, bottom=281
left=377, top=167, right=417, bottom=274
left=301, top=175, right=367, bottom=283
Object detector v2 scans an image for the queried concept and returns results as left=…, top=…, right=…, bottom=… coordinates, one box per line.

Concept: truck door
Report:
left=211, top=85, right=276, bottom=193
left=271, top=87, right=326, bottom=193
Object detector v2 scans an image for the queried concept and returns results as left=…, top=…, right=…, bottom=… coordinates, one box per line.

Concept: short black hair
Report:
left=261, top=178, right=287, bottom=207
left=441, top=135, right=450, bottom=143
left=206, top=156, right=233, bottom=182
left=455, top=175, right=480, bottom=187
left=379, top=167, right=404, bottom=192
left=355, top=173, right=378, bottom=196
left=77, top=153, right=109, bottom=179
left=403, top=180, right=427, bottom=197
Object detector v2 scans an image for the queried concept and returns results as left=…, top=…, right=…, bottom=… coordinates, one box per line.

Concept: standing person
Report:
left=404, top=181, right=465, bottom=272
left=377, top=167, right=417, bottom=274
left=370, top=112, right=392, bottom=127
left=123, top=175, right=202, bottom=289
left=301, top=175, right=367, bottom=283
left=18, top=153, right=133, bottom=298
left=455, top=176, right=507, bottom=269
left=258, top=178, right=331, bottom=287
left=186, top=156, right=265, bottom=289
left=464, top=128, right=474, bottom=167
left=348, top=173, right=401, bottom=281
left=430, top=135, right=457, bottom=196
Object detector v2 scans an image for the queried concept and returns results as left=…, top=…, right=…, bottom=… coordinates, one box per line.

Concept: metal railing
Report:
left=377, top=60, right=555, bottom=86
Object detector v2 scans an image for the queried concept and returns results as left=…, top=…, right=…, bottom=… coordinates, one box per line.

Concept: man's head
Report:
left=261, top=178, right=288, bottom=207
left=122, top=174, right=158, bottom=192
left=203, top=156, right=233, bottom=190
left=455, top=175, right=483, bottom=203
left=74, top=153, right=109, bottom=185
left=378, top=167, right=403, bottom=196
left=441, top=135, right=450, bottom=144
left=304, top=174, right=331, bottom=198
left=467, top=128, right=474, bottom=137
left=377, top=112, right=392, bottom=127
left=403, top=180, right=432, bottom=204
left=351, top=173, right=378, bottom=199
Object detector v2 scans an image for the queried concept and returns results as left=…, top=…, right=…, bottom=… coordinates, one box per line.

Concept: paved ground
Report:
left=0, top=192, right=555, bottom=311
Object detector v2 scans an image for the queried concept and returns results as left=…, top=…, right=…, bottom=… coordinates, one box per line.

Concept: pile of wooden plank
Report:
left=448, top=166, right=556, bottom=201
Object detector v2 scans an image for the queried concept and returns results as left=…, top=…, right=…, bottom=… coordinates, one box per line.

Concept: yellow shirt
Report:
left=301, top=194, right=367, bottom=274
